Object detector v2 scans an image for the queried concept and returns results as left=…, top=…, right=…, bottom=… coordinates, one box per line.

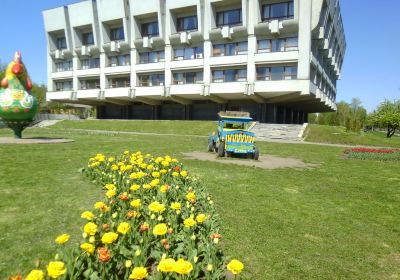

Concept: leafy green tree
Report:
left=308, top=113, right=318, bottom=124
left=369, top=100, right=400, bottom=138
left=0, top=60, right=5, bottom=80
left=315, top=99, right=367, bottom=132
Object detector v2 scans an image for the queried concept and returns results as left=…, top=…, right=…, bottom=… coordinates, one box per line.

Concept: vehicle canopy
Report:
left=218, top=111, right=253, bottom=130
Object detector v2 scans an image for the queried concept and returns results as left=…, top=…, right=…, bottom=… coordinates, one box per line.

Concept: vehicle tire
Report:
left=208, top=139, right=214, bottom=152
left=253, top=147, right=260, bottom=160
left=218, top=142, right=225, bottom=157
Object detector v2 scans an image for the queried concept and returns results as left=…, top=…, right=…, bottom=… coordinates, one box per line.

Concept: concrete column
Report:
left=47, top=53, right=54, bottom=92
left=72, top=56, right=79, bottom=90
left=247, top=35, right=257, bottom=84
left=131, top=49, right=137, bottom=88
left=203, top=41, right=212, bottom=85
left=164, top=45, right=172, bottom=88
left=297, top=0, right=312, bottom=80
left=100, top=52, right=107, bottom=89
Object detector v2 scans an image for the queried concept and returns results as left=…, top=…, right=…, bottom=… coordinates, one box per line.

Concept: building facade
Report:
left=43, top=0, right=345, bottom=123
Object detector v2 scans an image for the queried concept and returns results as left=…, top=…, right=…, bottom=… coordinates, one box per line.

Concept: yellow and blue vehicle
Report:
left=208, top=111, right=259, bottom=160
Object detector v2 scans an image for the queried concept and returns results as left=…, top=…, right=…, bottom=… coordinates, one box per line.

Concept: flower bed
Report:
left=10, top=151, right=244, bottom=279
left=344, top=147, right=400, bottom=161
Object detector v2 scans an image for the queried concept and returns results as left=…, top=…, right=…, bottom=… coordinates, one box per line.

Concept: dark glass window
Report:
left=109, top=54, right=130, bottom=67
left=55, top=81, right=72, bottom=91
left=272, top=39, right=284, bottom=52
left=109, top=77, right=130, bottom=88
left=262, top=1, right=294, bottom=21
left=212, top=42, right=248, bottom=56
left=110, top=27, right=124, bottom=41
left=257, top=37, right=298, bottom=53
left=83, top=32, right=94, bottom=45
left=284, top=66, right=297, bottom=79
left=212, top=69, right=247, bottom=82
left=141, top=21, right=159, bottom=37
left=56, top=37, right=67, bottom=49
left=174, top=46, right=203, bottom=60
left=81, top=79, right=100, bottom=90
left=139, top=51, right=165, bottom=64
left=138, top=74, right=164, bottom=86
left=256, top=66, right=297, bottom=80
left=177, top=16, right=198, bottom=32
left=81, top=58, right=100, bottom=69
left=55, top=60, right=72, bottom=72
left=216, top=9, right=242, bottom=27
left=173, top=72, right=203, bottom=84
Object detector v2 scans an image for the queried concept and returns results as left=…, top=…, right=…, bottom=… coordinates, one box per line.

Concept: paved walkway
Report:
left=40, top=127, right=396, bottom=149
left=0, top=137, right=74, bottom=144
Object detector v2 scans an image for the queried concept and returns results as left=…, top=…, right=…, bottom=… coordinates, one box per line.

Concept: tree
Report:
left=369, top=100, right=400, bottom=138
left=0, top=60, right=5, bottom=80
left=314, top=99, right=367, bottom=132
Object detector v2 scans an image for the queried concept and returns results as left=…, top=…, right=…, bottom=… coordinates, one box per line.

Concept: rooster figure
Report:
left=0, top=51, right=38, bottom=138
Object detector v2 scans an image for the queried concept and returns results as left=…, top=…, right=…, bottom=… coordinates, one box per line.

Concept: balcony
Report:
left=46, top=90, right=74, bottom=102
left=169, top=14, right=203, bottom=44
left=104, top=87, right=133, bottom=101
left=76, top=89, right=101, bottom=100
left=134, top=19, right=164, bottom=49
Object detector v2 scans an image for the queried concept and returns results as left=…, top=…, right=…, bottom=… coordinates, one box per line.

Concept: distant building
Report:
left=43, top=0, right=345, bottom=123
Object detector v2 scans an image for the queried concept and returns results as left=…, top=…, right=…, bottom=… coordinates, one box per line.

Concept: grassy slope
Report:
left=305, top=124, right=400, bottom=147
left=50, top=120, right=216, bottom=136
left=0, top=127, right=399, bottom=279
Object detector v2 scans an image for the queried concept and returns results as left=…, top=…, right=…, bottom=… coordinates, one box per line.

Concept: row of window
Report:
left=54, top=1, right=295, bottom=49
left=54, top=37, right=298, bottom=71
left=55, top=66, right=297, bottom=91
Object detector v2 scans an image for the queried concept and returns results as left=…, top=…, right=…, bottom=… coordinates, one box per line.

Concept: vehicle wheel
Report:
left=226, top=151, right=232, bottom=158
left=208, top=139, right=214, bottom=152
left=253, top=147, right=260, bottom=160
left=218, top=142, right=225, bottom=157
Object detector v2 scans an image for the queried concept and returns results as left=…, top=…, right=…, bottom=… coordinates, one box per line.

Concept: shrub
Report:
left=10, top=151, right=244, bottom=279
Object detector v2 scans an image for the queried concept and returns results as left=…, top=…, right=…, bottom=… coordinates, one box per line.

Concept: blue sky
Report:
left=0, top=0, right=398, bottom=112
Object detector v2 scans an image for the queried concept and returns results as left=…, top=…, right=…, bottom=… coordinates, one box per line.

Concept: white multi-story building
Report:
left=43, top=0, right=345, bottom=123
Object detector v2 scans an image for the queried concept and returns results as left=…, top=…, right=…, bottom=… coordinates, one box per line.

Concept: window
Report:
left=285, top=37, right=298, bottom=51
left=82, top=32, right=94, bottom=45
left=56, top=37, right=67, bottom=50
left=284, top=66, right=297, bottom=80
left=177, top=16, right=198, bottom=32
left=109, top=54, right=130, bottom=67
left=139, top=51, right=165, bottom=64
left=173, top=72, right=203, bottom=84
left=262, top=1, right=294, bottom=21
left=216, top=9, right=242, bottom=27
left=141, top=21, right=159, bottom=37
left=212, top=69, right=247, bottom=82
left=256, top=66, right=297, bottom=80
left=138, top=74, right=165, bottom=86
left=55, top=81, right=72, bottom=91
left=80, top=79, right=100, bottom=90
left=174, top=46, right=203, bottom=60
left=213, top=42, right=248, bottom=56
left=55, top=60, right=72, bottom=72
left=81, top=58, right=100, bottom=69
left=257, top=37, right=298, bottom=53
left=108, top=77, right=130, bottom=88
left=110, top=27, right=124, bottom=41
left=258, top=40, right=271, bottom=53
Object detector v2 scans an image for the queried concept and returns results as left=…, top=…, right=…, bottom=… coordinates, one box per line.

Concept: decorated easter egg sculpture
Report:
left=0, top=52, right=38, bottom=138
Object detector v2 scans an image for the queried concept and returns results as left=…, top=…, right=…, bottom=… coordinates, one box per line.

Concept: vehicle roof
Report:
left=219, top=116, right=253, bottom=122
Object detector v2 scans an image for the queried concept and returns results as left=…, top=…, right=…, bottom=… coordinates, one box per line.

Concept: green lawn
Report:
left=305, top=124, right=400, bottom=147
left=50, top=119, right=216, bottom=136
left=0, top=125, right=400, bottom=279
